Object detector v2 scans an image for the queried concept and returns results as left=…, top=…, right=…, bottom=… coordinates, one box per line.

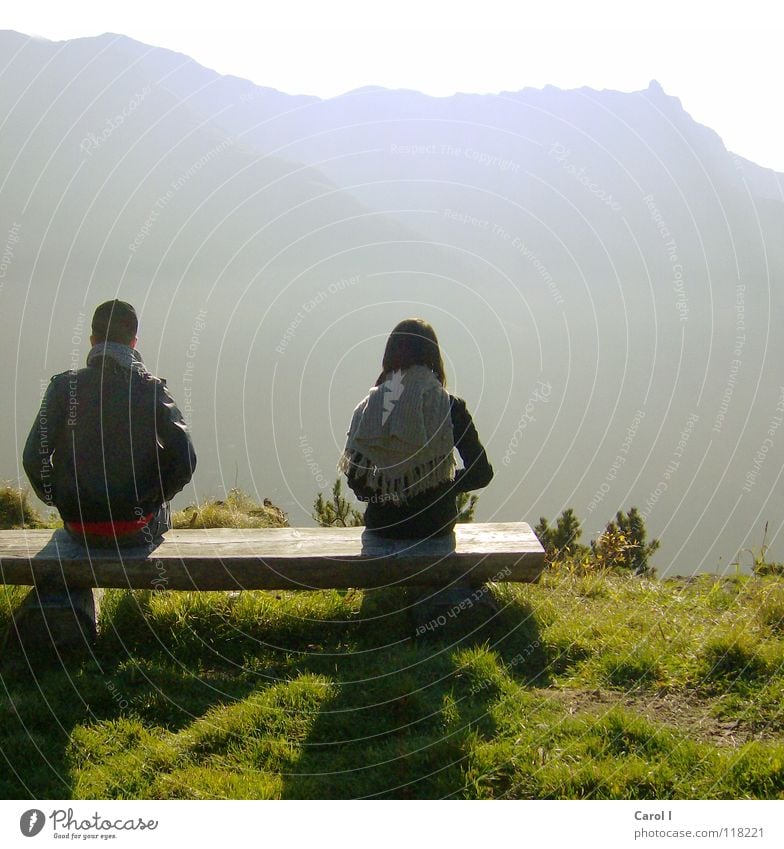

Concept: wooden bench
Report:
left=0, top=522, right=544, bottom=652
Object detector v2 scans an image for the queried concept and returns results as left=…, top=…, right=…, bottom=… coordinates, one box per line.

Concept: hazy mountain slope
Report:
left=2, top=30, right=783, bottom=573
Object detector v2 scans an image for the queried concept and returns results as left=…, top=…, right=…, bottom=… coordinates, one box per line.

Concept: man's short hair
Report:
left=91, top=300, right=138, bottom=344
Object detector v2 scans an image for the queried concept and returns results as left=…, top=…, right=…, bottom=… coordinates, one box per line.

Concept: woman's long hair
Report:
left=375, top=318, right=447, bottom=387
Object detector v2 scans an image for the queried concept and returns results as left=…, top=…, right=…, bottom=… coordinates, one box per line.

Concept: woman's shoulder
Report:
left=448, top=394, right=471, bottom=421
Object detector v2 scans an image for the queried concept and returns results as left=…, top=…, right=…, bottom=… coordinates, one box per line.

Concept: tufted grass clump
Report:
left=0, top=484, right=57, bottom=529
left=700, top=630, right=772, bottom=687
left=172, top=488, right=288, bottom=529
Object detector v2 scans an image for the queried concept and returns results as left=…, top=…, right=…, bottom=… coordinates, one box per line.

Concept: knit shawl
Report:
left=338, top=365, right=456, bottom=503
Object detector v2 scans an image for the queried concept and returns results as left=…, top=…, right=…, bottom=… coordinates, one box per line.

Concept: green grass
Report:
left=2, top=568, right=784, bottom=798
left=0, top=484, right=60, bottom=529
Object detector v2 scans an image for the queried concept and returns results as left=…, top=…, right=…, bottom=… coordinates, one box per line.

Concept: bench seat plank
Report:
left=0, top=523, right=545, bottom=590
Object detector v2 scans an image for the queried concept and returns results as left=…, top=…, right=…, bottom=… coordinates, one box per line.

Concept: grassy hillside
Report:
left=2, top=567, right=783, bottom=798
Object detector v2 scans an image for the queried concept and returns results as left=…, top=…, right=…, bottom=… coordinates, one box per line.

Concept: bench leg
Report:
left=5, top=587, right=102, bottom=656
left=410, top=581, right=500, bottom=638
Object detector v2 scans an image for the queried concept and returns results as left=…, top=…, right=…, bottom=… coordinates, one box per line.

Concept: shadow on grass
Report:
left=0, top=588, right=264, bottom=798
left=1, top=582, right=547, bottom=799
left=281, top=585, right=545, bottom=798
left=0, top=622, right=102, bottom=797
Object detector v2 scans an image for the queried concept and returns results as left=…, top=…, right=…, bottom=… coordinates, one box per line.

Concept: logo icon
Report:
left=381, top=370, right=405, bottom=425
left=20, top=810, right=45, bottom=837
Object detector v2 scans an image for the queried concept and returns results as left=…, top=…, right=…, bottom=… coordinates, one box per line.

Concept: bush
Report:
left=535, top=508, right=589, bottom=566
left=537, top=507, right=659, bottom=575
left=313, top=479, right=364, bottom=527
left=314, top=479, right=479, bottom=528
left=591, top=508, right=659, bottom=576
left=456, top=492, right=478, bottom=523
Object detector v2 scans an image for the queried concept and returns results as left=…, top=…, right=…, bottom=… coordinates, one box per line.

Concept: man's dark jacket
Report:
left=23, top=354, right=196, bottom=522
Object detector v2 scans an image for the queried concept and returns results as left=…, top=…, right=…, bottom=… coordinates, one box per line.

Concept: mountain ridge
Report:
left=1, top=29, right=783, bottom=575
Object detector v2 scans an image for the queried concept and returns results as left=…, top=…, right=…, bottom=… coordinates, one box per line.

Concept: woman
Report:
left=339, top=318, right=493, bottom=539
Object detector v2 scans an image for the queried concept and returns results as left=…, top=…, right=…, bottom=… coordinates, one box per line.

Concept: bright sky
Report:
left=4, top=1, right=784, bottom=170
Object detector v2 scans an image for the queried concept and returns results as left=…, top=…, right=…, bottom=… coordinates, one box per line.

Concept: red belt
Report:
left=66, top=513, right=154, bottom=536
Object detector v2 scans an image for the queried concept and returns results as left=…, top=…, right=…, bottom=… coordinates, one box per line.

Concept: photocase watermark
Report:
left=130, top=505, right=170, bottom=556
left=733, top=283, right=746, bottom=357
left=467, top=643, right=542, bottom=696
left=390, top=142, right=520, bottom=173
left=510, top=235, right=564, bottom=306
left=549, top=142, right=622, bottom=211
left=36, top=378, right=54, bottom=506
left=79, top=86, right=153, bottom=156
left=275, top=274, right=361, bottom=355
left=415, top=567, right=511, bottom=635
left=587, top=409, right=645, bottom=515
left=299, top=433, right=330, bottom=490
left=68, top=312, right=87, bottom=371
left=182, top=308, right=208, bottom=424
left=743, top=386, right=784, bottom=493
left=713, top=359, right=741, bottom=435
left=47, top=806, right=157, bottom=834
left=501, top=380, right=552, bottom=466
left=128, top=138, right=234, bottom=253
left=0, top=221, right=21, bottom=296
left=713, top=284, right=746, bottom=434
left=66, top=312, right=87, bottom=427
left=641, top=412, right=699, bottom=519
left=442, top=209, right=564, bottom=305
left=19, top=810, right=45, bottom=837
left=443, top=208, right=494, bottom=230
left=106, top=679, right=145, bottom=712
left=150, top=558, right=169, bottom=590
left=643, top=193, right=688, bottom=322
left=239, top=87, right=264, bottom=103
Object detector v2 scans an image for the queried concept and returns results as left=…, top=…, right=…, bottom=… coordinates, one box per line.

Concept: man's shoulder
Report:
left=137, top=371, right=179, bottom=405
left=144, top=371, right=169, bottom=390
left=48, top=369, right=78, bottom=387
left=50, top=364, right=167, bottom=388
left=127, top=369, right=173, bottom=402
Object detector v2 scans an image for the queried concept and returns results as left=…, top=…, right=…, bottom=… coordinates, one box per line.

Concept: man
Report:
left=24, top=300, right=196, bottom=547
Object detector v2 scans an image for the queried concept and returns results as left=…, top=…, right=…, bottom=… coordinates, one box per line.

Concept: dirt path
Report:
left=541, top=687, right=782, bottom=748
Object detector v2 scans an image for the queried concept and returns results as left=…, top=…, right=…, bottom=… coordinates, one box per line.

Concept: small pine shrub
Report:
left=535, top=508, right=589, bottom=564
left=313, top=479, right=364, bottom=527
left=591, top=508, right=659, bottom=575
left=536, top=507, right=658, bottom=575
left=456, top=491, right=478, bottom=523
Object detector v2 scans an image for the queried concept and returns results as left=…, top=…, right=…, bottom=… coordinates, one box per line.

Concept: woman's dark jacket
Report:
left=23, top=355, right=196, bottom=522
left=346, top=395, right=493, bottom=538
